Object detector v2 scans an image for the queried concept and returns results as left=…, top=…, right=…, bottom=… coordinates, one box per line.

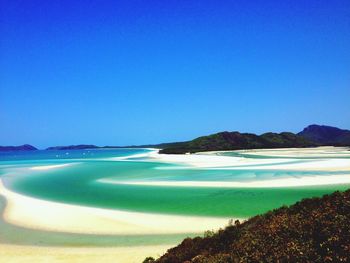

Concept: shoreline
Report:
left=144, top=147, right=350, bottom=172
left=0, top=243, right=171, bottom=263
left=0, top=180, right=232, bottom=236
left=97, top=173, right=350, bottom=188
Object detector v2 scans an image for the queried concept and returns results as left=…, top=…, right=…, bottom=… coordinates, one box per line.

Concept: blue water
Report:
left=0, top=148, right=349, bottom=247
left=0, top=148, right=150, bottom=162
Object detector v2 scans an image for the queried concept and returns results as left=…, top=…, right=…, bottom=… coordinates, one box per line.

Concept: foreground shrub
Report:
left=146, top=189, right=350, bottom=262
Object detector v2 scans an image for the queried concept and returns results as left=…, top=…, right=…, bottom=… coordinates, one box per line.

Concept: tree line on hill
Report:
left=159, top=124, right=350, bottom=154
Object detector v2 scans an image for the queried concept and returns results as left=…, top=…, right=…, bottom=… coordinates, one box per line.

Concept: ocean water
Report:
left=0, top=148, right=349, bottom=246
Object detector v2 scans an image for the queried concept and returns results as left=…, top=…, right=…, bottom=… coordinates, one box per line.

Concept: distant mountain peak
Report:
left=298, top=124, right=350, bottom=145
left=303, top=124, right=344, bottom=131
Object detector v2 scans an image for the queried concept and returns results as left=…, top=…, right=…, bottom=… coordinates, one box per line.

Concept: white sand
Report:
left=228, top=158, right=350, bottom=171
left=0, top=177, right=231, bottom=262
left=145, top=147, right=350, bottom=171
left=99, top=173, right=350, bottom=188
left=1, top=146, right=349, bottom=262
left=0, top=244, right=170, bottom=263
left=106, top=148, right=160, bottom=161
left=29, top=163, right=76, bottom=170
left=2, top=146, right=347, bottom=236
left=234, top=146, right=350, bottom=158
left=95, top=146, right=350, bottom=188
left=147, top=150, right=291, bottom=168
left=0, top=180, right=231, bottom=235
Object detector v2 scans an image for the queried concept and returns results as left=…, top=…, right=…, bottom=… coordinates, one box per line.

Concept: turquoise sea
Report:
left=0, top=148, right=349, bottom=247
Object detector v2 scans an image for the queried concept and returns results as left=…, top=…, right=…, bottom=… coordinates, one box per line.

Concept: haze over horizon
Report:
left=1, top=0, right=349, bottom=148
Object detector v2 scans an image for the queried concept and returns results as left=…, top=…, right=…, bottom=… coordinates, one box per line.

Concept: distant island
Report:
left=46, top=144, right=100, bottom=150
left=146, top=189, right=350, bottom=262
left=1, top=124, right=349, bottom=152
left=45, top=145, right=139, bottom=150
left=0, top=144, right=37, bottom=151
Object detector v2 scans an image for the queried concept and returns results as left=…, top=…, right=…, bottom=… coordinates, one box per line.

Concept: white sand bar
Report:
left=96, top=146, right=350, bottom=188
left=145, top=147, right=350, bottom=171
left=29, top=163, right=76, bottom=170
left=99, top=173, right=350, bottom=188
left=234, top=146, right=350, bottom=158
left=0, top=244, right=171, bottom=263
left=0, top=180, right=232, bottom=235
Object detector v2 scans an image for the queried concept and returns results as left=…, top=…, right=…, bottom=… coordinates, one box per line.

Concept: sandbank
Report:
left=0, top=244, right=170, bottom=263
left=0, top=180, right=232, bottom=235
left=145, top=147, right=350, bottom=171
left=98, top=173, right=350, bottom=188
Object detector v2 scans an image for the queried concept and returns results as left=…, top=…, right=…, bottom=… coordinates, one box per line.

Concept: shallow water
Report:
left=0, top=148, right=349, bottom=246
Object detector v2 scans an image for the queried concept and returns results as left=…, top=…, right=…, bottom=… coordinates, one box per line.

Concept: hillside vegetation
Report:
left=159, top=124, right=350, bottom=154
left=159, top=131, right=315, bottom=154
left=146, top=189, right=350, bottom=262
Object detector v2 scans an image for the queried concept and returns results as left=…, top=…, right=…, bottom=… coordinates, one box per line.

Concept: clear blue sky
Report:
left=1, top=0, right=349, bottom=148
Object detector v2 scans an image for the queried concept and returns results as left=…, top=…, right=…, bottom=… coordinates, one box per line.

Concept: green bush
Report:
left=148, top=189, right=350, bottom=262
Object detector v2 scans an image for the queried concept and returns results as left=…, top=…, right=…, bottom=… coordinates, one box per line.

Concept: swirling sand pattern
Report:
left=0, top=147, right=349, bottom=262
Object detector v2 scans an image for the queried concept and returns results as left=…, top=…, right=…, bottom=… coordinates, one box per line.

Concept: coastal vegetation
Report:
left=159, top=131, right=315, bottom=154
left=159, top=125, right=350, bottom=154
left=147, top=189, right=350, bottom=262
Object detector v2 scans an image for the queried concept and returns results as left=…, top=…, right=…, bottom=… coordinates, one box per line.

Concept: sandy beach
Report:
left=146, top=147, right=350, bottom=171
left=0, top=180, right=231, bottom=235
left=0, top=244, right=171, bottom=263
left=98, top=173, right=350, bottom=188
left=0, top=178, right=232, bottom=262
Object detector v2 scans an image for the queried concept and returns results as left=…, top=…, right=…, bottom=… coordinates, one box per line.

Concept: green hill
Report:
left=146, top=189, right=350, bottom=262
left=159, top=131, right=315, bottom=154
